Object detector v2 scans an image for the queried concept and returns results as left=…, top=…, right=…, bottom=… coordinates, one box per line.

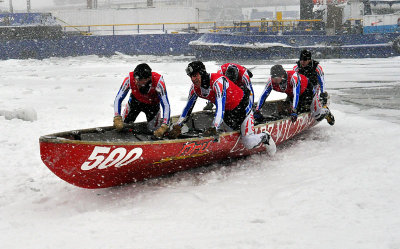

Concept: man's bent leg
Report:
left=311, top=91, right=329, bottom=121
left=240, top=111, right=268, bottom=149
left=124, top=102, right=140, bottom=124
left=144, top=104, right=162, bottom=131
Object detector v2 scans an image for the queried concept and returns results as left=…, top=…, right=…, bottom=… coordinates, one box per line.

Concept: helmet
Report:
left=186, top=61, right=207, bottom=76
left=300, top=49, right=312, bottom=61
left=134, top=63, right=152, bottom=80
left=225, top=65, right=239, bottom=82
left=270, top=65, right=288, bottom=90
left=270, top=65, right=287, bottom=78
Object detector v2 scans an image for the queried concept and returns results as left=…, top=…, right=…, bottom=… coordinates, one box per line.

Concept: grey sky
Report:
left=0, top=0, right=54, bottom=11
left=1, top=0, right=302, bottom=12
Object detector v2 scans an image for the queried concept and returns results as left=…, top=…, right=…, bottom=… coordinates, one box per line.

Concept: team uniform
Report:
left=177, top=73, right=267, bottom=149
left=293, top=52, right=335, bottom=125
left=114, top=71, right=171, bottom=131
left=293, top=60, right=326, bottom=93
left=255, top=70, right=328, bottom=120
left=218, top=63, right=254, bottom=113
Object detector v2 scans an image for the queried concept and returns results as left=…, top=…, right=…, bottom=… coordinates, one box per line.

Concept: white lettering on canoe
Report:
left=81, top=146, right=143, bottom=171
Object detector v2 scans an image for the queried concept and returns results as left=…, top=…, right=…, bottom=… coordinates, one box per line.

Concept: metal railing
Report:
left=63, top=21, right=218, bottom=35
left=61, top=19, right=324, bottom=36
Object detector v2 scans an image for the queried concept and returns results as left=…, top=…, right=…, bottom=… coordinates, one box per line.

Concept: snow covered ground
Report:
left=1, top=55, right=400, bottom=249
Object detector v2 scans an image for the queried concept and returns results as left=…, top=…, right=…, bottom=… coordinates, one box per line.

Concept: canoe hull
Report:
left=40, top=112, right=316, bottom=188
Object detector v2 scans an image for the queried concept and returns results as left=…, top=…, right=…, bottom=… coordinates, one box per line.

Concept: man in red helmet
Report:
left=113, top=63, right=171, bottom=138
left=169, top=61, right=275, bottom=154
left=254, top=64, right=329, bottom=123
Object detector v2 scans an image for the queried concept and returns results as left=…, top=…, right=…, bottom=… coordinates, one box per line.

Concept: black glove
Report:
left=253, top=110, right=264, bottom=122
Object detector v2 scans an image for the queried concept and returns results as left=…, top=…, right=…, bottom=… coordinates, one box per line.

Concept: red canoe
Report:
left=39, top=100, right=318, bottom=189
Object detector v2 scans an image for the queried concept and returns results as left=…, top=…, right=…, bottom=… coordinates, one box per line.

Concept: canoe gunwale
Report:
left=39, top=114, right=295, bottom=146
left=39, top=99, right=291, bottom=146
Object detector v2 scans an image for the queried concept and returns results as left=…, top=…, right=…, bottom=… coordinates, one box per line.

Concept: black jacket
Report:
left=296, top=60, right=320, bottom=88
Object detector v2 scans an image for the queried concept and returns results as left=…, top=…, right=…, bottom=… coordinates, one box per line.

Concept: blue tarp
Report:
left=364, top=24, right=400, bottom=34
left=0, top=13, right=57, bottom=26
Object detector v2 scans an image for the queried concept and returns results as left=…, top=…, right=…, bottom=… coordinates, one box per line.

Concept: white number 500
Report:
left=81, top=146, right=143, bottom=171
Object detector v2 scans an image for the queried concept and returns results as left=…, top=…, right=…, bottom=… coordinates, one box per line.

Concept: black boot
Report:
left=325, top=111, right=335, bottom=126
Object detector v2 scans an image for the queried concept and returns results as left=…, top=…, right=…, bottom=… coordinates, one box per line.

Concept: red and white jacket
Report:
left=177, top=73, right=244, bottom=129
left=256, top=71, right=308, bottom=112
left=113, top=72, right=170, bottom=124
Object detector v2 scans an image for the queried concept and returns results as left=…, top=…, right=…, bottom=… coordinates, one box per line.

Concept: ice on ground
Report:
left=1, top=55, right=400, bottom=249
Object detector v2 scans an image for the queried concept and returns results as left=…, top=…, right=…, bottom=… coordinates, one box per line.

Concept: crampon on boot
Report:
left=325, top=110, right=335, bottom=126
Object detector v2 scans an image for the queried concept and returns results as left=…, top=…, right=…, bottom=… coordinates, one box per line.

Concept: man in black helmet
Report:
left=169, top=61, right=276, bottom=154
left=293, top=49, right=335, bottom=125
left=219, top=63, right=254, bottom=110
left=203, top=62, right=254, bottom=112
left=113, top=63, right=171, bottom=138
left=255, top=64, right=329, bottom=123
left=294, top=50, right=325, bottom=96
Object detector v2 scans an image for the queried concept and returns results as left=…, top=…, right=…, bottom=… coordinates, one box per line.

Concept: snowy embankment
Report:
left=0, top=107, right=37, bottom=121
left=1, top=55, right=400, bottom=249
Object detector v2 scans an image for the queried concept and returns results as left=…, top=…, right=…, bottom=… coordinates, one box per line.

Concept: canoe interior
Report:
left=41, top=100, right=293, bottom=143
